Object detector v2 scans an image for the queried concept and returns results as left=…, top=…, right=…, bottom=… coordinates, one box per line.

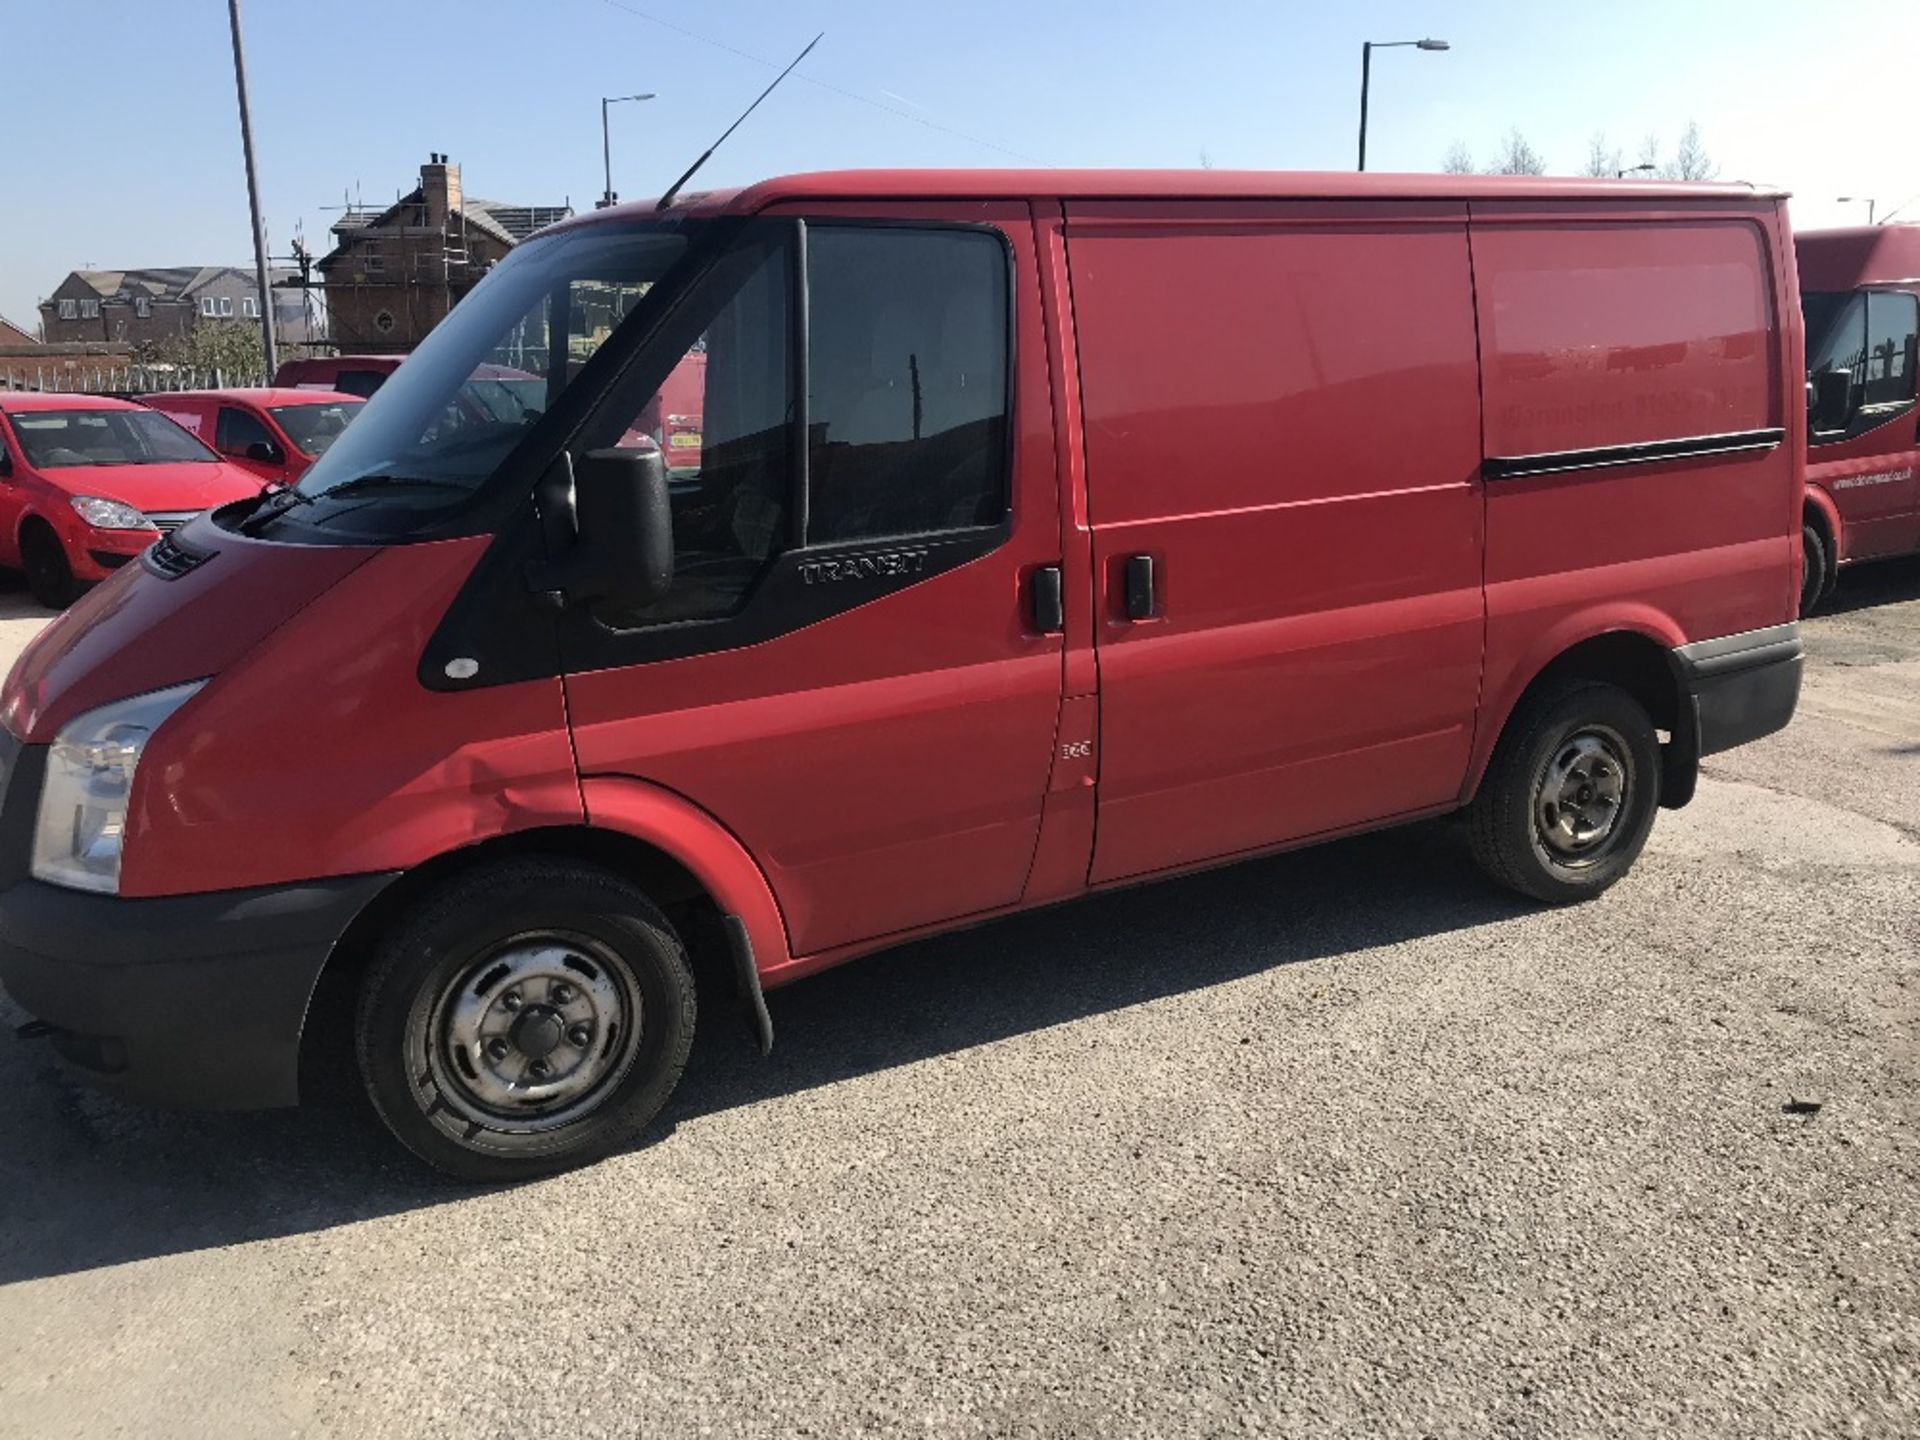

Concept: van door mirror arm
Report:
left=526, top=447, right=675, bottom=611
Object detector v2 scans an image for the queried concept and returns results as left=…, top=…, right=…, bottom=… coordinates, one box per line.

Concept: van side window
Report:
left=597, top=239, right=794, bottom=629
left=1863, top=291, right=1919, bottom=409
left=805, top=227, right=1009, bottom=543
left=215, top=405, right=275, bottom=456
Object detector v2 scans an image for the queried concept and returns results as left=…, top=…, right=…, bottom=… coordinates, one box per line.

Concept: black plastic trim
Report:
left=0, top=872, right=396, bottom=1110
left=0, top=732, right=45, bottom=890
left=1483, top=427, right=1786, bottom=481
left=724, top=914, right=773, bottom=1056
left=1674, top=622, right=1803, bottom=757
left=557, top=523, right=1009, bottom=676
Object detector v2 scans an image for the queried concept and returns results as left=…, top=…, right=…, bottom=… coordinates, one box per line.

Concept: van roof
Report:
left=557, top=168, right=1788, bottom=230
left=1795, top=224, right=1920, bottom=291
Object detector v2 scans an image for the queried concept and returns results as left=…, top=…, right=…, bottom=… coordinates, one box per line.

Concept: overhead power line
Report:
left=594, top=0, right=1051, bottom=165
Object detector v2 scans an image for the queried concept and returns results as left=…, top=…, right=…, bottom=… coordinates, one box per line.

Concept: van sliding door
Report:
left=1065, top=201, right=1486, bottom=884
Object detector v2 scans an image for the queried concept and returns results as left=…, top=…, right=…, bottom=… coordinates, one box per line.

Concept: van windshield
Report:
left=283, top=219, right=696, bottom=527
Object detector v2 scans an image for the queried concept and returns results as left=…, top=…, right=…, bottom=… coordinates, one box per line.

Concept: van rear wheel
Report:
left=355, top=859, right=696, bottom=1182
left=1468, top=680, right=1661, bottom=905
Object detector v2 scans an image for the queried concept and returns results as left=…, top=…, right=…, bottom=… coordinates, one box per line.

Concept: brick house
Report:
left=318, top=154, right=571, bottom=354
left=0, top=315, right=37, bottom=346
left=38, top=266, right=302, bottom=349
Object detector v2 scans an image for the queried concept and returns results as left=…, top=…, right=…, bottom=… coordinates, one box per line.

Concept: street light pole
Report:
left=600, top=92, right=658, bottom=209
left=226, top=0, right=277, bottom=377
left=1357, top=37, right=1448, bottom=171
left=1837, top=196, right=1877, bottom=225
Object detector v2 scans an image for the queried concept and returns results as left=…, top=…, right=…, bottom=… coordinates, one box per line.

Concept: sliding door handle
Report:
left=1031, top=564, right=1064, bottom=634
left=1124, top=554, right=1156, bottom=621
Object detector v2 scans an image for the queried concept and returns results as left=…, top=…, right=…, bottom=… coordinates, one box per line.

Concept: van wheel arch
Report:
left=1473, top=631, right=1696, bottom=816
left=298, top=828, right=742, bottom=1102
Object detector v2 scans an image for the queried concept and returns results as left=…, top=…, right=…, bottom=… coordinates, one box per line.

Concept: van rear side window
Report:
left=1476, top=223, right=1777, bottom=460
left=805, top=227, right=1010, bottom=543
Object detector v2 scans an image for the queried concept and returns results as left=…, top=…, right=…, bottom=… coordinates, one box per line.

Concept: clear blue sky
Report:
left=3, top=0, right=1915, bottom=330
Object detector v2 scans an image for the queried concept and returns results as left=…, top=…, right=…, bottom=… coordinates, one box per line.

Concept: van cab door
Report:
left=560, top=208, right=1065, bottom=957
left=1805, top=288, right=1920, bottom=558
left=1064, top=202, right=1486, bottom=883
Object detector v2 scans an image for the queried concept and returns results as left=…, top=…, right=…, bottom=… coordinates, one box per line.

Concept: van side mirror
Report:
left=245, top=439, right=284, bottom=465
left=532, top=446, right=674, bottom=610
left=1808, top=369, right=1856, bottom=433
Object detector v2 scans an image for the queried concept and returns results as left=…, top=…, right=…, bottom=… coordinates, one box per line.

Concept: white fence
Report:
left=1, top=364, right=270, bottom=396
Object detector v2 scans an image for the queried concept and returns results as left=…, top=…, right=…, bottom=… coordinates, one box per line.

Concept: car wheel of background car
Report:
left=1468, top=679, right=1662, bottom=905
left=1799, top=521, right=1830, bottom=617
left=355, top=858, right=697, bottom=1182
left=20, top=522, right=79, bottom=610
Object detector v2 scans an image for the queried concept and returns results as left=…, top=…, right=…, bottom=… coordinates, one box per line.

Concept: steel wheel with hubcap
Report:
left=1469, top=679, right=1661, bottom=904
left=357, top=859, right=697, bottom=1181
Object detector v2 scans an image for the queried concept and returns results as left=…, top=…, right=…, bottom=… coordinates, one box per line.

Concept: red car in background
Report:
left=0, top=392, right=265, bottom=607
left=140, top=388, right=364, bottom=487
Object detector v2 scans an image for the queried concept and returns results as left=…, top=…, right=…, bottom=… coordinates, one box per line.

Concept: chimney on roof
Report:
left=422, top=153, right=461, bottom=229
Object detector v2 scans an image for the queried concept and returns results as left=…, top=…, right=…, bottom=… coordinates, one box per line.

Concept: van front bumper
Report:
left=0, top=873, right=393, bottom=1110
left=1675, top=621, right=1803, bottom=757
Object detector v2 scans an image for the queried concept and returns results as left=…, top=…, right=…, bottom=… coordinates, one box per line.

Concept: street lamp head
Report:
left=606, top=92, right=657, bottom=104
left=1416, top=38, right=1450, bottom=50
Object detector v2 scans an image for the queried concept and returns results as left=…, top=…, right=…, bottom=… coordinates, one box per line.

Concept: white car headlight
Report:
left=32, top=681, right=205, bottom=894
left=70, top=495, right=152, bottom=530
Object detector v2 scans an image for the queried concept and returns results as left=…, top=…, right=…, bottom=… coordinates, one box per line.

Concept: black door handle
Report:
left=1031, top=564, right=1064, bottom=633
left=1124, top=554, right=1156, bottom=620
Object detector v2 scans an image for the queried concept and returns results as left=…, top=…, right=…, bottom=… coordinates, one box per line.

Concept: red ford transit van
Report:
left=140, top=388, right=365, bottom=487
left=1794, top=224, right=1920, bottom=611
left=0, top=171, right=1804, bottom=1179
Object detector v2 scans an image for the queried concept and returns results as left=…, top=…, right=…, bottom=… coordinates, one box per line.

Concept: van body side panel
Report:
left=1064, top=201, right=1486, bottom=884
left=121, top=536, right=584, bottom=897
left=566, top=202, right=1066, bottom=957
left=1469, top=206, right=1796, bottom=783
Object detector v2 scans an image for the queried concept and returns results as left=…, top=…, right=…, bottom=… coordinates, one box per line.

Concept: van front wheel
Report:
left=1467, top=681, right=1661, bottom=905
left=355, top=859, right=696, bottom=1182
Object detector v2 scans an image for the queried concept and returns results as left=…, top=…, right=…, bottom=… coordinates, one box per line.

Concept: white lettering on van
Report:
left=1831, top=467, right=1915, bottom=491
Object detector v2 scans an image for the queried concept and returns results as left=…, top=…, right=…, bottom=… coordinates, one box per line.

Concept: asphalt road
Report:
left=0, top=561, right=1916, bottom=1439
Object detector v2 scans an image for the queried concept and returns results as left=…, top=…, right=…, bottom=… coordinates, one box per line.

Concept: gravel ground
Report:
left=0, top=562, right=1916, bottom=1439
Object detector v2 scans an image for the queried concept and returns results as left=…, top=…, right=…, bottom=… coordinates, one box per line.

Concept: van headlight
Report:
left=32, top=681, right=205, bottom=894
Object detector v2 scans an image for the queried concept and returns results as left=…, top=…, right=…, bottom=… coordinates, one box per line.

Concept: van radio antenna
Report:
left=657, top=32, right=823, bottom=211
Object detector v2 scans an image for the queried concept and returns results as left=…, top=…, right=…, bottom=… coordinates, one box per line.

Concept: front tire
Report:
left=356, top=859, right=696, bottom=1182
left=21, top=526, right=78, bottom=610
left=1468, top=680, right=1662, bottom=905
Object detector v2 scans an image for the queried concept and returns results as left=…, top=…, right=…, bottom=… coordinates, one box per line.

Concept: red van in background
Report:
left=1794, top=224, right=1920, bottom=611
left=0, top=392, right=266, bottom=607
left=273, top=354, right=401, bottom=398
left=0, top=171, right=1802, bottom=1179
left=140, top=388, right=364, bottom=487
